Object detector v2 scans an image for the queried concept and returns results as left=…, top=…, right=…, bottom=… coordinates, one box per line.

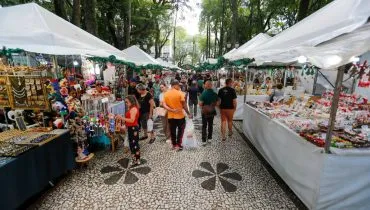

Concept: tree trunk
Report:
left=72, top=0, right=81, bottom=27
left=297, top=0, right=310, bottom=21
left=154, top=20, right=161, bottom=58
left=206, top=19, right=209, bottom=59
left=106, top=11, right=119, bottom=49
left=84, top=0, right=97, bottom=35
left=54, top=0, right=67, bottom=20
left=214, top=21, right=218, bottom=58
left=230, top=0, right=238, bottom=48
left=219, top=0, right=225, bottom=56
left=123, top=0, right=132, bottom=49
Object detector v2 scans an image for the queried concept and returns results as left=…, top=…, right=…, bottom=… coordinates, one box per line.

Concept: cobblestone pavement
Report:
left=29, top=116, right=306, bottom=210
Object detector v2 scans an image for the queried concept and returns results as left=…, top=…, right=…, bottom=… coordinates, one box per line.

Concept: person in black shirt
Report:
left=136, top=84, right=156, bottom=143
left=218, top=78, right=237, bottom=141
left=187, top=81, right=200, bottom=117
left=128, top=79, right=140, bottom=100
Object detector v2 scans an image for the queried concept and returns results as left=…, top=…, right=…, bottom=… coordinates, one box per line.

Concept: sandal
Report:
left=149, top=138, right=156, bottom=144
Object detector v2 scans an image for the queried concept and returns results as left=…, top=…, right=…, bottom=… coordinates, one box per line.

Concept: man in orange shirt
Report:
left=163, top=80, right=192, bottom=150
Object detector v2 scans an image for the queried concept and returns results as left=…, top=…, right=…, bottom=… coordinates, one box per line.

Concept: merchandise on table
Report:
left=249, top=91, right=370, bottom=149
left=0, top=141, right=35, bottom=157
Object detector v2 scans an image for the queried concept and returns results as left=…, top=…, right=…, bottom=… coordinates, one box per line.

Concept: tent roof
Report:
left=122, top=45, right=160, bottom=66
left=297, top=23, right=370, bottom=69
left=223, top=48, right=236, bottom=59
left=0, top=3, right=126, bottom=60
left=156, top=58, right=179, bottom=69
left=228, top=33, right=271, bottom=61
left=248, top=0, right=370, bottom=68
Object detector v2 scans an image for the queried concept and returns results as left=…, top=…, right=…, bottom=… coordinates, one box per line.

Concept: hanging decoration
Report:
left=87, top=55, right=164, bottom=72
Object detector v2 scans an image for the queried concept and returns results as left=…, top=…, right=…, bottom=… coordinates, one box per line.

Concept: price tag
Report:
left=101, top=97, right=109, bottom=103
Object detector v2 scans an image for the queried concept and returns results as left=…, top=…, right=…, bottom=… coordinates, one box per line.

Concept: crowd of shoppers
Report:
left=122, top=72, right=238, bottom=166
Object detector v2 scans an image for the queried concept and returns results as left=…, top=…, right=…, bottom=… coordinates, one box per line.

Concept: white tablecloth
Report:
left=233, top=95, right=269, bottom=120
left=243, top=104, right=370, bottom=210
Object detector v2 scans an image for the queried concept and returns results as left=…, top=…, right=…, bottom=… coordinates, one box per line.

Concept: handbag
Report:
left=202, top=104, right=216, bottom=117
left=155, top=107, right=167, bottom=117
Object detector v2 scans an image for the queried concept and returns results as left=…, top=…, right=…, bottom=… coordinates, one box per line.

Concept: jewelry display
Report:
left=0, top=141, right=34, bottom=157
left=0, top=77, right=10, bottom=107
left=9, top=76, right=27, bottom=106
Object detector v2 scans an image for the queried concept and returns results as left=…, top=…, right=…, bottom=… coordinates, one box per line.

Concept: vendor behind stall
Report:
left=269, top=84, right=284, bottom=102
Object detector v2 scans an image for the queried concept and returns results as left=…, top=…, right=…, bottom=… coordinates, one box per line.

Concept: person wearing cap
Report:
left=136, top=83, right=156, bottom=143
left=128, top=79, right=140, bottom=100
left=152, top=75, right=162, bottom=107
left=163, top=80, right=192, bottom=151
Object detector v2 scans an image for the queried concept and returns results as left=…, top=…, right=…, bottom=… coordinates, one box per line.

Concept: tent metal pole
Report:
left=312, top=68, right=319, bottom=95
left=350, top=77, right=357, bottom=94
left=244, top=66, right=249, bottom=103
left=324, top=67, right=345, bottom=153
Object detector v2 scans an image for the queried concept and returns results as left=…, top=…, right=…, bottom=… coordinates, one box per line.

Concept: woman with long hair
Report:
left=122, top=95, right=141, bottom=166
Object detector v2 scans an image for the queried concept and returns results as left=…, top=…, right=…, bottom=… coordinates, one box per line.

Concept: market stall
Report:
left=237, top=0, right=370, bottom=209
left=0, top=129, right=74, bottom=210
left=243, top=102, right=370, bottom=209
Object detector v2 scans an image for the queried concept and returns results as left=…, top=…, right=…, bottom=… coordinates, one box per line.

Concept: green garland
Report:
left=88, top=55, right=165, bottom=72
left=0, top=47, right=24, bottom=61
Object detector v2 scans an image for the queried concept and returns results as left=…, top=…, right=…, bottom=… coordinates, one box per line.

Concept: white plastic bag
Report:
left=182, top=120, right=199, bottom=149
left=147, top=119, right=154, bottom=132
left=124, top=134, right=129, bottom=147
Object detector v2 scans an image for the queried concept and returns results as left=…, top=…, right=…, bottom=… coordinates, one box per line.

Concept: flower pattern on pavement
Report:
left=192, top=162, right=242, bottom=192
left=100, top=158, right=151, bottom=185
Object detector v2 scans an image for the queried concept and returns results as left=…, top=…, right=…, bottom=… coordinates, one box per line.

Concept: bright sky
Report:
left=177, top=0, right=201, bottom=36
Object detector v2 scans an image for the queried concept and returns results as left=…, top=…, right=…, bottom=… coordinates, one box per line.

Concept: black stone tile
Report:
left=199, top=162, right=215, bottom=174
left=192, top=170, right=213, bottom=178
left=201, top=176, right=216, bottom=191
left=131, top=166, right=151, bottom=175
left=123, top=171, right=139, bottom=184
left=216, top=163, right=229, bottom=174
left=219, top=177, right=237, bottom=193
left=220, top=172, right=242, bottom=181
left=104, top=172, right=124, bottom=185
left=118, top=158, right=129, bottom=169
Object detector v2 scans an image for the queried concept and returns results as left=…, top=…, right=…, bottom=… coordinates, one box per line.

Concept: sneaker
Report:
left=139, top=136, right=148, bottom=141
left=166, top=139, right=172, bottom=144
left=228, top=132, right=233, bottom=137
left=208, top=139, right=212, bottom=143
left=149, top=138, right=156, bottom=144
left=202, top=142, right=207, bottom=146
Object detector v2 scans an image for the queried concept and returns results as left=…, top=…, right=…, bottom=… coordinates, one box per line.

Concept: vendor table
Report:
left=242, top=104, right=370, bottom=209
left=0, top=130, right=75, bottom=210
left=233, top=95, right=268, bottom=120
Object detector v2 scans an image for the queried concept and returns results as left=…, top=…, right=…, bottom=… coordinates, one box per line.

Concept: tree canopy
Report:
left=0, top=0, right=333, bottom=65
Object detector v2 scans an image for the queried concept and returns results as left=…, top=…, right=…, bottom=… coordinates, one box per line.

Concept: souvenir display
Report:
left=0, top=141, right=34, bottom=157
left=0, top=76, right=10, bottom=107
left=14, top=133, right=57, bottom=146
left=249, top=91, right=370, bottom=149
left=8, top=76, right=50, bottom=110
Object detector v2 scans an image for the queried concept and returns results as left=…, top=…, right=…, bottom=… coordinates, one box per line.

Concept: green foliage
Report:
left=199, top=0, right=333, bottom=59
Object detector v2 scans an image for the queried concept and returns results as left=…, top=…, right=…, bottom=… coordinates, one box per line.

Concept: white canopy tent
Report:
left=223, top=48, right=236, bottom=60
left=227, top=33, right=271, bottom=61
left=0, top=3, right=126, bottom=60
left=122, top=46, right=161, bottom=66
left=244, top=0, right=370, bottom=68
left=205, top=58, right=218, bottom=64
left=156, top=58, right=179, bottom=69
